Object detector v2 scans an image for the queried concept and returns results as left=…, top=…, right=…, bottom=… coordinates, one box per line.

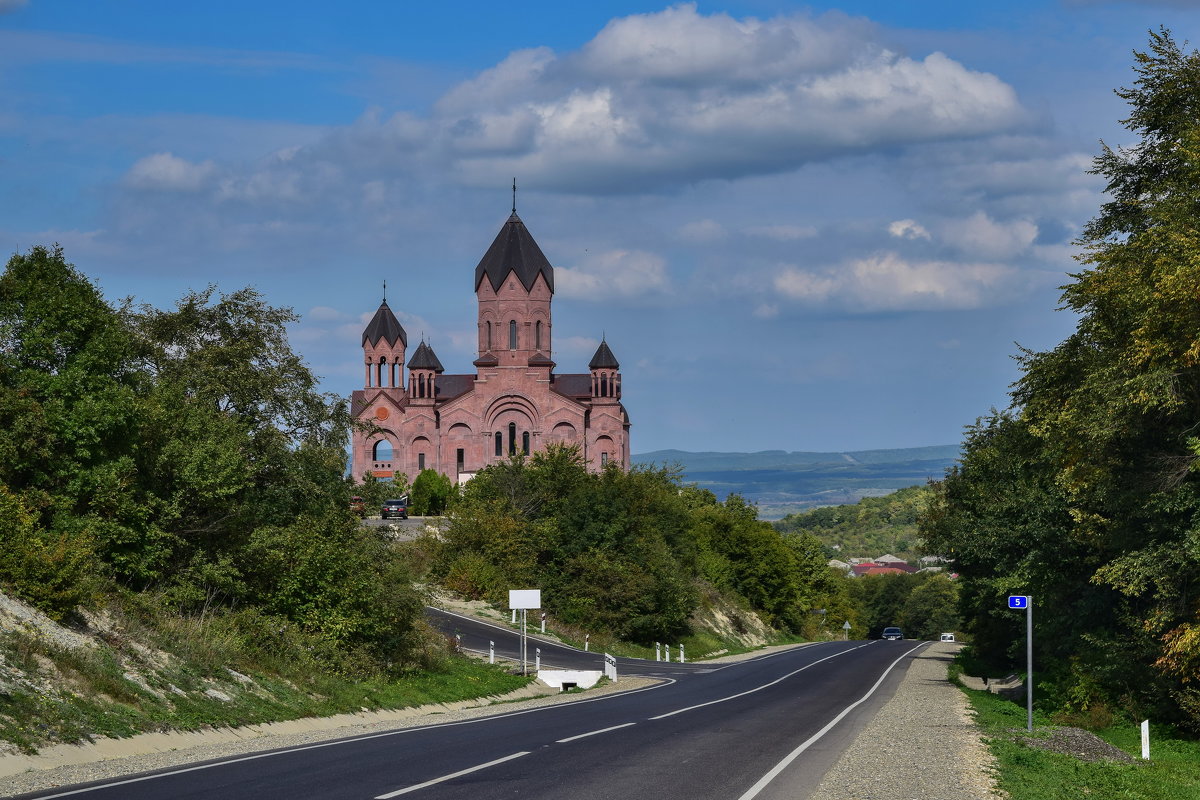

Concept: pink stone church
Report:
left=350, top=209, right=630, bottom=485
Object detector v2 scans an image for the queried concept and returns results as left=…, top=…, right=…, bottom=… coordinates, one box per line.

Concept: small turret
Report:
left=362, top=299, right=407, bottom=390
left=407, top=340, right=444, bottom=401
left=589, top=338, right=620, bottom=399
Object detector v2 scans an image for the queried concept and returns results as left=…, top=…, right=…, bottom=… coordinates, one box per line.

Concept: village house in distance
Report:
left=350, top=207, right=631, bottom=485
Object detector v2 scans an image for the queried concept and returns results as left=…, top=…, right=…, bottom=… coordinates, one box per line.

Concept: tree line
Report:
left=921, top=30, right=1200, bottom=732
left=0, top=247, right=426, bottom=673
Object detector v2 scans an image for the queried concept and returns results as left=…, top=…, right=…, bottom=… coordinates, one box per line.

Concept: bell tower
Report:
left=474, top=206, right=554, bottom=370
left=362, top=295, right=407, bottom=395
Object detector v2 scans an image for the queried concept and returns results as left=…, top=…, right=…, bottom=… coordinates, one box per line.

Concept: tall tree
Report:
left=924, top=30, right=1200, bottom=727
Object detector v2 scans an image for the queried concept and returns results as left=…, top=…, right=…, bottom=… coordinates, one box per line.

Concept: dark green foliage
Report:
left=430, top=446, right=841, bottom=645
left=0, top=247, right=425, bottom=672
left=774, top=486, right=928, bottom=559
left=845, top=571, right=960, bottom=640
left=923, top=31, right=1200, bottom=730
left=411, top=468, right=454, bottom=515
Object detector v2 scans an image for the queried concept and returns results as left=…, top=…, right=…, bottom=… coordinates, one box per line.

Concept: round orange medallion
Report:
left=375, top=406, right=389, bottom=421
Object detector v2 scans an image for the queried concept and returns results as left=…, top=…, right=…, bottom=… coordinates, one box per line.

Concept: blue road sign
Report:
left=1008, top=595, right=1029, bottom=609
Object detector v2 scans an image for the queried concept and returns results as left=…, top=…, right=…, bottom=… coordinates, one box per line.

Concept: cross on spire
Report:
left=512, top=177, right=517, bottom=214
left=382, top=279, right=387, bottom=302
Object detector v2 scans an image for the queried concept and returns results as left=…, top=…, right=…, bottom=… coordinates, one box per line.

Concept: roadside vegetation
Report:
left=773, top=485, right=928, bottom=561
left=921, top=30, right=1200, bottom=735
left=952, top=670, right=1200, bottom=800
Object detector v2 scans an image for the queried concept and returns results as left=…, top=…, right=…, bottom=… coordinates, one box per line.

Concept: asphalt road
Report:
left=425, top=607, right=710, bottom=676
left=16, top=631, right=928, bottom=800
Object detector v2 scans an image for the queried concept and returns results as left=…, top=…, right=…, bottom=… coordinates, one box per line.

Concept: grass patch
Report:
left=0, top=624, right=529, bottom=756
left=960, top=681, right=1200, bottom=800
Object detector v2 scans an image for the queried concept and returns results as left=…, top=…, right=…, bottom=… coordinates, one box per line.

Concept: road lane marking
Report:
left=736, top=641, right=928, bottom=800
left=556, top=722, right=637, bottom=743
left=374, top=751, right=531, bottom=798
left=648, top=643, right=874, bottom=719
left=26, top=678, right=676, bottom=798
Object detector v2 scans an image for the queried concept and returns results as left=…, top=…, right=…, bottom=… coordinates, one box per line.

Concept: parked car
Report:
left=349, top=496, right=366, bottom=517
left=940, top=632, right=956, bottom=642
left=881, top=626, right=904, bottom=641
left=381, top=498, right=408, bottom=520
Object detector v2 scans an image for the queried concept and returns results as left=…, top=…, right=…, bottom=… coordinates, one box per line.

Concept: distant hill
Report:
left=632, top=445, right=959, bottom=520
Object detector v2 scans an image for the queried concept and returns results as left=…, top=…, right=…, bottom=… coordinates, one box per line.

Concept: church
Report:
left=350, top=208, right=631, bottom=485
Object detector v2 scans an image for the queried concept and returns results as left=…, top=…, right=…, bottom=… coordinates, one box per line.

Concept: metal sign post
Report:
left=842, top=620, right=851, bottom=641
left=1009, top=595, right=1033, bottom=731
left=509, top=589, right=541, bottom=678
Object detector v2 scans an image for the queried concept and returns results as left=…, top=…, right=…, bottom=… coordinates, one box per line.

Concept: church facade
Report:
left=350, top=210, right=630, bottom=485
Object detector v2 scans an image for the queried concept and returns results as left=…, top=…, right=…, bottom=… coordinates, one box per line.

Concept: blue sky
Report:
left=3, top=0, right=1198, bottom=453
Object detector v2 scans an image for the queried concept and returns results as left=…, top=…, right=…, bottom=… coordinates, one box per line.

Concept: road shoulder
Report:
left=806, top=642, right=1001, bottom=800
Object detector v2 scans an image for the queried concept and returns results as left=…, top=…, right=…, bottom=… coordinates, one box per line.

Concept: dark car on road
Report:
left=881, top=626, right=904, bottom=640
left=381, top=498, right=408, bottom=520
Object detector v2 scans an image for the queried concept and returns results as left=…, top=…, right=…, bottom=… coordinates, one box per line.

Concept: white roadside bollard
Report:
left=584, top=633, right=589, bottom=652
left=541, top=612, right=546, bottom=634
left=511, top=609, right=516, bottom=624
left=679, top=644, right=685, bottom=663
left=1142, top=720, right=1150, bottom=760
left=665, top=645, right=671, bottom=663
left=489, top=640, right=495, bottom=664
left=535, top=647, right=541, bottom=672
left=655, top=642, right=661, bottom=661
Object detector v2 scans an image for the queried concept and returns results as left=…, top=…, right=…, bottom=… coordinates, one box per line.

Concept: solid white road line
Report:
left=736, top=641, right=928, bottom=800
left=648, top=643, right=874, bottom=719
left=374, top=751, right=531, bottom=799
left=27, top=678, right=675, bottom=798
left=555, top=722, right=637, bottom=743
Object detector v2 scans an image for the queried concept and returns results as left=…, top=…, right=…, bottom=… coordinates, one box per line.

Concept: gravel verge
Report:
left=807, top=642, right=1002, bottom=800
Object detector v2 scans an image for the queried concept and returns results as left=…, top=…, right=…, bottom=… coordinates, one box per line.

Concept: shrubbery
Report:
left=0, top=246, right=427, bottom=673
left=428, top=446, right=842, bottom=645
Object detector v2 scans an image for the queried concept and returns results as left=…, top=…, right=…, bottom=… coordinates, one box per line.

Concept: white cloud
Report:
left=125, top=152, right=215, bottom=191
left=422, top=5, right=1022, bottom=191
left=307, top=306, right=345, bottom=322
left=753, top=302, right=780, bottom=319
left=556, top=249, right=669, bottom=300
left=939, top=211, right=1037, bottom=259
left=558, top=335, right=601, bottom=356
left=773, top=251, right=1019, bottom=311
left=888, top=219, right=930, bottom=240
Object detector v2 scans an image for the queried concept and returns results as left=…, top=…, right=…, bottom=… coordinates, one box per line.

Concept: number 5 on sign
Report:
left=1008, top=595, right=1029, bottom=609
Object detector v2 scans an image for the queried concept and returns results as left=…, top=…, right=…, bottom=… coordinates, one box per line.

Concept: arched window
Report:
left=535, top=320, right=542, bottom=350
left=509, top=320, right=517, bottom=350
left=522, top=431, right=530, bottom=455
left=600, top=374, right=608, bottom=397
left=508, top=422, right=516, bottom=455
left=377, top=357, right=385, bottom=387
left=372, top=439, right=393, bottom=462
left=494, top=431, right=502, bottom=457
left=486, top=321, right=492, bottom=350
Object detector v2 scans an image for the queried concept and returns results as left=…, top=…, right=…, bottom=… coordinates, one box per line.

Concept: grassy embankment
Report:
left=949, top=658, right=1200, bottom=799
left=0, top=601, right=529, bottom=756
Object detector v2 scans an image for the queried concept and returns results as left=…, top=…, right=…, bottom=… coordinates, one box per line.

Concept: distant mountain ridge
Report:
left=631, top=445, right=959, bottom=520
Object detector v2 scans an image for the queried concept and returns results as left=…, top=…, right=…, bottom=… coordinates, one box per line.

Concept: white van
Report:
left=940, top=632, right=956, bottom=642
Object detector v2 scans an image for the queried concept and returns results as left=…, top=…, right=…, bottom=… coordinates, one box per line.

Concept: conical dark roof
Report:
left=407, top=340, right=444, bottom=372
left=474, top=212, right=554, bottom=294
left=362, top=300, right=407, bottom=347
left=589, top=339, right=619, bottom=370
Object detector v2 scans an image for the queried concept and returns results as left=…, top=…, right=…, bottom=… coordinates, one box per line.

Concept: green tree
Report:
left=411, top=469, right=453, bottom=515
left=923, top=30, right=1200, bottom=727
left=900, top=573, right=960, bottom=641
